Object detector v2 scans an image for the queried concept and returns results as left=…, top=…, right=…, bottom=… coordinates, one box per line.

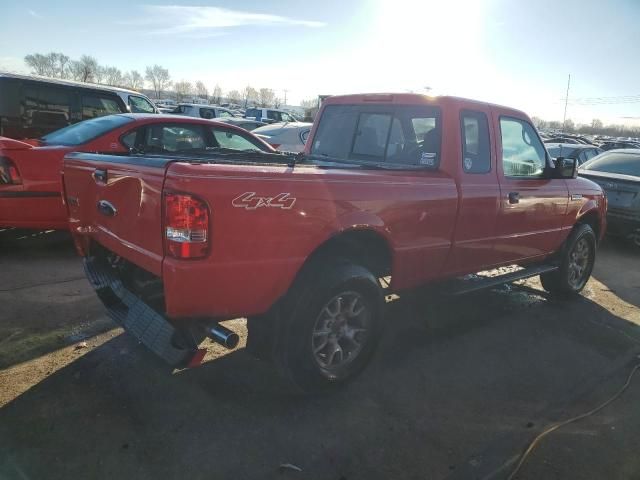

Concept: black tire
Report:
left=273, top=259, right=384, bottom=393
left=541, top=224, right=597, bottom=296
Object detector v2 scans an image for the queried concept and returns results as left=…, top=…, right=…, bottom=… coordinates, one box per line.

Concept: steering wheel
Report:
left=404, top=139, right=425, bottom=159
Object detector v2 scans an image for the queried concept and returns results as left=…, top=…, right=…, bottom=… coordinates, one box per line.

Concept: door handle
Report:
left=508, top=192, right=520, bottom=204
left=93, top=168, right=107, bottom=183
left=97, top=200, right=117, bottom=217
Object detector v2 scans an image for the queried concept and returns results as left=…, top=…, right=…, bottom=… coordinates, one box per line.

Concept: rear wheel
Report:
left=273, top=259, right=384, bottom=393
left=541, top=224, right=596, bottom=296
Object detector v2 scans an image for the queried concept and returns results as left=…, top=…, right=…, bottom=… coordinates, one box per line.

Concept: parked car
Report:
left=215, top=117, right=268, bottom=131
left=170, top=103, right=237, bottom=119
left=252, top=122, right=313, bottom=152
left=0, top=114, right=275, bottom=230
left=580, top=149, right=640, bottom=244
left=244, top=108, right=299, bottom=123
left=0, top=72, right=158, bottom=139
left=599, top=141, right=640, bottom=151
left=63, top=93, right=605, bottom=392
left=545, top=143, right=603, bottom=165
left=543, top=136, right=581, bottom=144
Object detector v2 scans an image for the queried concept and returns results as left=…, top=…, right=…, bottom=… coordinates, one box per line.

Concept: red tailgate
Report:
left=63, top=153, right=170, bottom=276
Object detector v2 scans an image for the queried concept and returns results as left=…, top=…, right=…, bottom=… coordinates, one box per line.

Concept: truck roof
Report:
left=323, top=93, right=529, bottom=118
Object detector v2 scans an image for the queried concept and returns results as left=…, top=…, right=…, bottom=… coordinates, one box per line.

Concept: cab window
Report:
left=311, top=104, right=441, bottom=167
left=500, top=117, right=547, bottom=177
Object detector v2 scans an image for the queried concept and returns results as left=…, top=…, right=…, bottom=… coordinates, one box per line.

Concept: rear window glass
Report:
left=41, top=115, right=133, bottom=146
left=311, top=104, right=441, bottom=167
left=82, top=95, right=122, bottom=119
left=546, top=146, right=578, bottom=158
left=582, top=152, right=640, bottom=176
left=460, top=110, right=491, bottom=173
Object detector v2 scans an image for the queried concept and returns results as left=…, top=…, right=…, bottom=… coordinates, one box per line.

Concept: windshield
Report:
left=581, top=151, right=640, bottom=176
left=41, top=115, right=133, bottom=146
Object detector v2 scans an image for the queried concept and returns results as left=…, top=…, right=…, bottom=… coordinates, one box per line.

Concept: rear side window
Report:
left=82, top=94, right=122, bottom=119
left=460, top=110, right=491, bottom=173
left=199, top=108, right=215, bottom=119
left=311, top=104, right=441, bottom=167
left=23, top=84, right=71, bottom=131
left=211, top=128, right=265, bottom=151
left=246, top=108, right=261, bottom=118
left=143, top=124, right=206, bottom=153
left=581, top=152, right=640, bottom=176
left=129, top=96, right=155, bottom=114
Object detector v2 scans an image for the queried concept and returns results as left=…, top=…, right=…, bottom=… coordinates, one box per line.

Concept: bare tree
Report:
left=103, top=66, right=123, bottom=86
left=242, top=85, right=258, bottom=108
left=174, top=80, right=194, bottom=102
left=145, top=65, right=172, bottom=99
left=273, top=97, right=282, bottom=108
left=195, top=81, right=208, bottom=99
left=51, top=53, right=70, bottom=78
left=591, top=118, right=603, bottom=130
left=68, top=55, right=99, bottom=82
left=24, top=53, right=54, bottom=76
left=227, top=89, right=241, bottom=105
left=122, top=70, right=144, bottom=90
left=258, top=88, right=276, bottom=108
left=211, top=84, right=223, bottom=104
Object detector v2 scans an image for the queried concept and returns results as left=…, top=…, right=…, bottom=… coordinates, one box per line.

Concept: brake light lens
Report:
left=164, top=193, right=209, bottom=259
left=0, top=157, right=22, bottom=185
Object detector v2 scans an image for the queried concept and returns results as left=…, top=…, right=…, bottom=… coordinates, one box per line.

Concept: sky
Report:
left=1, top=0, right=639, bottom=125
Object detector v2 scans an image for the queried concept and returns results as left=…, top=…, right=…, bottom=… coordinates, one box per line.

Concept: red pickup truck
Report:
left=63, top=94, right=606, bottom=391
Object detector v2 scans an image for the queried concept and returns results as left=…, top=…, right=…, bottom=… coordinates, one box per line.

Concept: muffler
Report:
left=208, top=324, right=239, bottom=349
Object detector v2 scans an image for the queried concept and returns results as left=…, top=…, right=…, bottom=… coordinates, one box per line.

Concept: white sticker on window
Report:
left=464, top=157, right=473, bottom=171
left=420, top=152, right=436, bottom=166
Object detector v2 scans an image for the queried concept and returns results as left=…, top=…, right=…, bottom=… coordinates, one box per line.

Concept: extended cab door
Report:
left=445, top=108, right=502, bottom=274
left=492, top=112, right=569, bottom=263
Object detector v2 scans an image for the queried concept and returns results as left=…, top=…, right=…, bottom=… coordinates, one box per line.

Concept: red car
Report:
left=0, top=114, right=275, bottom=229
left=64, top=94, right=606, bottom=391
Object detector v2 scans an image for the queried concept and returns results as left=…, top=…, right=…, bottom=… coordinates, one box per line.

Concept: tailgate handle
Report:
left=97, top=200, right=117, bottom=217
left=94, top=168, right=107, bottom=183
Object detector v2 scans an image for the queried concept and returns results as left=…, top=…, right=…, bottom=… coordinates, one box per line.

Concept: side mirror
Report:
left=553, top=157, right=577, bottom=179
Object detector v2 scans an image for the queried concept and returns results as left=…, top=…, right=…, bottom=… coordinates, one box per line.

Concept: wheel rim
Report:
left=311, top=291, right=371, bottom=373
left=568, top=237, right=592, bottom=289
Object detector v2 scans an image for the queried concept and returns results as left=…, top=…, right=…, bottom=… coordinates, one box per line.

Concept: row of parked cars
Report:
left=0, top=72, right=638, bottom=247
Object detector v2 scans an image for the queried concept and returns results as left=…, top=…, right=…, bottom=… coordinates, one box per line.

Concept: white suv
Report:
left=171, top=103, right=237, bottom=119
left=244, top=108, right=299, bottom=124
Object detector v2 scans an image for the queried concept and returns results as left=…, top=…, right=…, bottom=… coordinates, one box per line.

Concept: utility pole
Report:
left=283, top=89, right=288, bottom=106
left=562, top=74, right=571, bottom=132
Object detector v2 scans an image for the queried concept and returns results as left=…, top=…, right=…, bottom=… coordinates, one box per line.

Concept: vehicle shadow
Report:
left=2, top=281, right=640, bottom=480
left=0, top=227, right=111, bottom=370
left=592, top=237, right=640, bottom=310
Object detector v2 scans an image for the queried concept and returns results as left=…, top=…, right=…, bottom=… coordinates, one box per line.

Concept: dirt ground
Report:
left=1, top=228, right=640, bottom=480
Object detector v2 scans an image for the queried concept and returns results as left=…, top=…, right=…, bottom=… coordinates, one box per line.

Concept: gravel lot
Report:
left=1, top=228, right=639, bottom=480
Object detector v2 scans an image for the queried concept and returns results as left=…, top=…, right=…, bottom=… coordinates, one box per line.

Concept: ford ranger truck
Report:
left=63, top=94, right=606, bottom=392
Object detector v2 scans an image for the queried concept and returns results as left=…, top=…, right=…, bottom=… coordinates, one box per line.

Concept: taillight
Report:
left=164, top=193, right=209, bottom=259
left=270, top=143, right=281, bottom=150
left=0, top=156, right=22, bottom=185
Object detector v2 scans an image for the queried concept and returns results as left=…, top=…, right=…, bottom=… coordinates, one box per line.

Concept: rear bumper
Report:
left=84, top=255, right=194, bottom=366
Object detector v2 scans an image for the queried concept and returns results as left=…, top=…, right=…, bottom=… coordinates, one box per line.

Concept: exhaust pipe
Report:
left=208, top=324, right=239, bottom=349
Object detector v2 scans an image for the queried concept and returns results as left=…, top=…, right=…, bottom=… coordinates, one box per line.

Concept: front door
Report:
left=492, top=114, right=568, bottom=264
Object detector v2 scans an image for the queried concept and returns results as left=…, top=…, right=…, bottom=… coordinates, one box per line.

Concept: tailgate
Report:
left=63, top=153, right=172, bottom=276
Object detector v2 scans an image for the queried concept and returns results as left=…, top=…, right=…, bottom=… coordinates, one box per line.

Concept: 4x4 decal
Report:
left=232, top=192, right=296, bottom=210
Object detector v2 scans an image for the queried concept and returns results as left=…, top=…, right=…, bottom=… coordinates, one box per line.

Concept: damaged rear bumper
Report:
left=83, top=256, right=194, bottom=366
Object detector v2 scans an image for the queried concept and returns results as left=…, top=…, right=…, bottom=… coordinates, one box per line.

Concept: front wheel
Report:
left=275, top=260, right=384, bottom=393
left=541, top=224, right=597, bottom=296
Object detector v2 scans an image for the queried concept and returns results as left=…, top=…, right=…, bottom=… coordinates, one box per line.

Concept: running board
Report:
left=443, top=264, right=559, bottom=296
